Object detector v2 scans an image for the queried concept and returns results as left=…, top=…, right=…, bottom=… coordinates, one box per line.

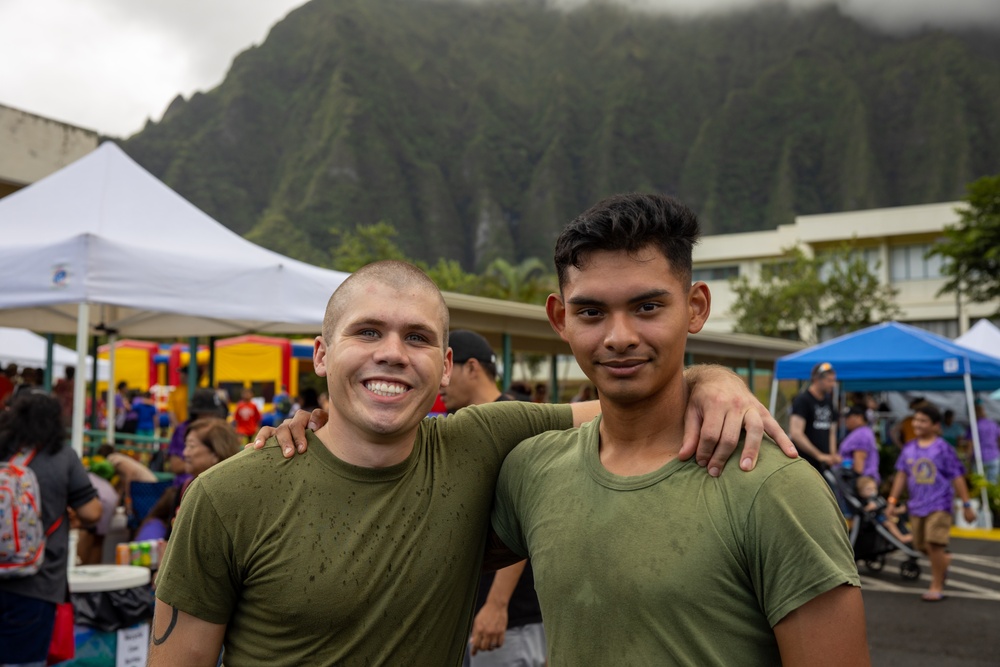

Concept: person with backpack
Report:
left=0, top=391, right=102, bottom=666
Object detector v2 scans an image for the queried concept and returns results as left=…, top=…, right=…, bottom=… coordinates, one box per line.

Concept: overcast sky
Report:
left=1, top=0, right=997, bottom=138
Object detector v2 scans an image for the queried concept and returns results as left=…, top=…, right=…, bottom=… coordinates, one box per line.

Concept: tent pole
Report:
left=768, top=379, right=778, bottom=415
left=962, top=372, right=991, bottom=528
left=71, top=303, right=89, bottom=458
left=105, top=332, right=117, bottom=449
left=44, top=334, right=55, bottom=391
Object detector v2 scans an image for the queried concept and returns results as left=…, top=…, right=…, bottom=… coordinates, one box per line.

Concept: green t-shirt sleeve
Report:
left=452, top=401, right=573, bottom=462
left=744, top=463, right=861, bottom=627
left=155, top=478, right=240, bottom=625
left=490, top=443, right=531, bottom=559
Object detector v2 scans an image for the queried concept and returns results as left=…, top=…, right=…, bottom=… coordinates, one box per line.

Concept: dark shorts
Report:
left=0, top=589, right=56, bottom=663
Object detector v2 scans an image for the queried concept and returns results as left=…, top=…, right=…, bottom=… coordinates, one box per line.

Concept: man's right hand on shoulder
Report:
left=246, top=408, right=328, bottom=458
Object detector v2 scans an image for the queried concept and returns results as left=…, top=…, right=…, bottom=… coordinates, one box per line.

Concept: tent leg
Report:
left=962, top=373, right=991, bottom=528
left=768, top=379, right=778, bottom=415
left=44, top=334, right=55, bottom=391
left=71, top=304, right=89, bottom=458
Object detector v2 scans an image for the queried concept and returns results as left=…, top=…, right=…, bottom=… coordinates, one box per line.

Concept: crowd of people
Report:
left=789, top=362, right=998, bottom=603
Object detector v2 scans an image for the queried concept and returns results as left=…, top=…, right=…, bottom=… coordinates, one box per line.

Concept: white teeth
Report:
left=365, top=381, right=407, bottom=396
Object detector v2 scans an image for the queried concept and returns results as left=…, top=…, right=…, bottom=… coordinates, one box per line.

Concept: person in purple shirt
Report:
left=888, top=403, right=976, bottom=602
left=966, top=401, right=1000, bottom=484
left=840, top=405, right=880, bottom=483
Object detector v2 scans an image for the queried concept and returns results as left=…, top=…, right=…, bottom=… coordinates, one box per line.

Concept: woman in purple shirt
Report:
left=840, top=405, right=881, bottom=483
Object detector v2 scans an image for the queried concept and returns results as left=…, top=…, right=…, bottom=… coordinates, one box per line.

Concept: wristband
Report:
left=887, top=496, right=897, bottom=505
left=963, top=501, right=972, bottom=508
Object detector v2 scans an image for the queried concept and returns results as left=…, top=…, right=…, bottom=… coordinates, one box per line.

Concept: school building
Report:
left=692, top=201, right=999, bottom=341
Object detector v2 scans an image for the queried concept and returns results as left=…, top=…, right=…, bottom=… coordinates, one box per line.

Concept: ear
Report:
left=687, top=282, right=711, bottom=335
left=439, top=346, right=454, bottom=390
left=545, top=293, right=570, bottom=342
left=313, top=336, right=328, bottom=377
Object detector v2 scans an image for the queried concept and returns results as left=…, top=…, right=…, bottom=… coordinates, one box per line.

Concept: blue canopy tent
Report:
left=770, top=322, right=1000, bottom=527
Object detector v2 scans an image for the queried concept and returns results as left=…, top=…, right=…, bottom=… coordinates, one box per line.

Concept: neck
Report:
left=809, top=384, right=827, bottom=400
left=916, top=434, right=937, bottom=446
left=316, top=415, right=417, bottom=468
left=472, top=383, right=503, bottom=405
left=596, top=377, right=688, bottom=476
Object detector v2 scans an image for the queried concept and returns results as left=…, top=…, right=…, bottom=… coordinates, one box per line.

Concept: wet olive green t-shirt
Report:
left=492, top=417, right=861, bottom=666
left=156, top=401, right=572, bottom=666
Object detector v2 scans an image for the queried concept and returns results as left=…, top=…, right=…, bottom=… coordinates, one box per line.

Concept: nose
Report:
left=603, top=312, right=639, bottom=353
left=372, top=333, right=409, bottom=366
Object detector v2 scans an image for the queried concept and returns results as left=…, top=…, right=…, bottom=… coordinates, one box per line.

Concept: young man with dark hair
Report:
left=491, top=193, right=867, bottom=664
left=789, top=361, right=840, bottom=470
left=151, top=258, right=797, bottom=665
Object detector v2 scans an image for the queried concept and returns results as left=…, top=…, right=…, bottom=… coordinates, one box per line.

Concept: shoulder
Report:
left=719, top=439, right=819, bottom=498
left=195, top=440, right=296, bottom=495
left=506, top=420, right=588, bottom=466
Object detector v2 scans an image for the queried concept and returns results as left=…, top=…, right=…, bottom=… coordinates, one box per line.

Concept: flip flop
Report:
left=921, top=591, right=946, bottom=602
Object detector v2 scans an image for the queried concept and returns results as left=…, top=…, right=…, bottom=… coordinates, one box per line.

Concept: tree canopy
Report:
left=729, top=244, right=900, bottom=344
left=929, top=174, right=1000, bottom=312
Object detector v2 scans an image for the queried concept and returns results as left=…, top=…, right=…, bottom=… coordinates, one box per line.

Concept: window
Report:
left=890, top=244, right=946, bottom=282
left=692, top=265, right=739, bottom=282
left=818, top=248, right=881, bottom=282
left=907, top=319, right=959, bottom=339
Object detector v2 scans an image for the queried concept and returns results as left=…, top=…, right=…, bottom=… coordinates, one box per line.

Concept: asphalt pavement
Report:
left=862, top=532, right=1000, bottom=666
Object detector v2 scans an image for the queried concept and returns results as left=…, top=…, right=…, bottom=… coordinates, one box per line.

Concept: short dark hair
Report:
left=553, top=193, right=700, bottom=289
left=913, top=402, right=942, bottom=424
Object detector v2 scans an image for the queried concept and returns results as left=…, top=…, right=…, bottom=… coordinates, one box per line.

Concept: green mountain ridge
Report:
left=121, top=0, right=1000, bottom=270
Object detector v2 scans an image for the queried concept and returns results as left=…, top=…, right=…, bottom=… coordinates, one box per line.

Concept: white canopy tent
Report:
left=957, top=320, right=1000, bottom=400
left=0, top=142, right=350, bottom=452
left=0, top=326, right=110, bottom=381
left=957, top=319, right=1000, bottom=359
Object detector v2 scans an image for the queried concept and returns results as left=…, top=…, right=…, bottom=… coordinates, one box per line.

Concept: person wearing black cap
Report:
left=443, top=330, right=546, bottom=666
left=789, top=361, right=840, bottom=471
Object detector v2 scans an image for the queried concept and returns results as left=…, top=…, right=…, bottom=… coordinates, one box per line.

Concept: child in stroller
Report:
left=825, top=464, right=922, bottom=580
left=855, top=475, right=912, bottom=545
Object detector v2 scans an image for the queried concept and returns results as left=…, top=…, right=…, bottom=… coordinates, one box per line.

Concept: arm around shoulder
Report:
left=148, top=598, right=226, bottom=667
left=773, top=584, right=869, bottom=666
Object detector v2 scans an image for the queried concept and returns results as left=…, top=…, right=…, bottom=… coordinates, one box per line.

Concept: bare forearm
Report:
left=953, top=475, right=972, bottom=503
left=888, top=472, right=906, bottom=504
left=485, top=560, right=527, bottom=607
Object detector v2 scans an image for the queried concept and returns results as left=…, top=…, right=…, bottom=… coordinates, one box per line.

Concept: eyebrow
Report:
left=567, top=289, right=671, bottom=307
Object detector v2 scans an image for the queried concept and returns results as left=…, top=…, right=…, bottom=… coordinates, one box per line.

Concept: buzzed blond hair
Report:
left=322, top=260, right=450, bottom=349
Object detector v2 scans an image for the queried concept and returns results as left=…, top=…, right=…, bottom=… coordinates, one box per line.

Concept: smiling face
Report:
left=314, top=278, right=452, bottom=446
left=546, top=246, right=710, bottom=409
left=911, top=411, right=936, bottom=439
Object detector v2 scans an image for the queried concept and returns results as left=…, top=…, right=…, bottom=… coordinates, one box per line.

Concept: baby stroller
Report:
left=823, top=465, right=922, bottom=581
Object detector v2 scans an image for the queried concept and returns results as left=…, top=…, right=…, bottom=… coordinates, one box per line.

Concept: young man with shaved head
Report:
left=150, top=259, right=797, bottom=666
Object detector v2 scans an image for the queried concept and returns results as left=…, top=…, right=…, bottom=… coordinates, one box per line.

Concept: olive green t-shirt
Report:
left=156, top=401, right=572, bottom=666
left=492, top=417, right=860, bottom=666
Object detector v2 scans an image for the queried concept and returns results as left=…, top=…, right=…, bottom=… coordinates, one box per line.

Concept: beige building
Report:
left=693, top=202, right=997, bottom=340
left=0, top=103, right=98, bottom=198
